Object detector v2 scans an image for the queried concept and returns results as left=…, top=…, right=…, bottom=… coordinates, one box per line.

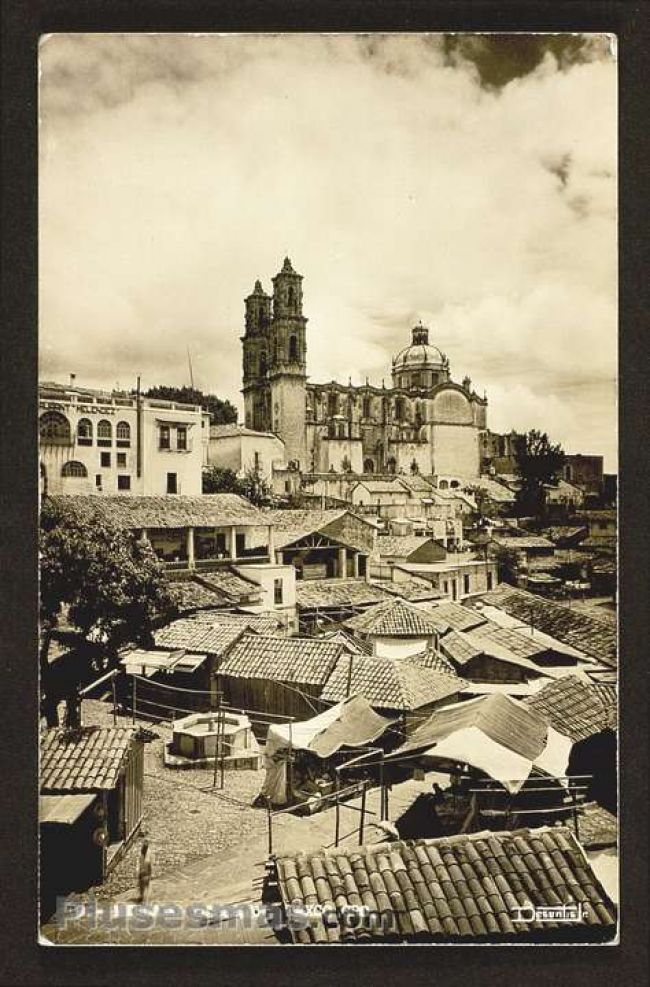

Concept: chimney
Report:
left=69, top=373, right=76, bottom=387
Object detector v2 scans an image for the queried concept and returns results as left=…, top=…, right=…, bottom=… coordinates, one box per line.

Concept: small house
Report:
left=40, top=726, right=143, bottom=914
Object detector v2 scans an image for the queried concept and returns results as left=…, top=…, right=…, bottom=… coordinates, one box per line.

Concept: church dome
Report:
left=392, top=322, right=446, bottom=372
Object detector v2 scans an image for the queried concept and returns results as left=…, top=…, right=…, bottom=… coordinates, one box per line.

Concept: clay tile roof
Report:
left=321, top=654, right=465, bottom=711
left=218, top=634, right=343, bottom=686
left=478, top=586, right=617, bottom=667
left=48, top=494, right=267, bottom=529
left=423, top=602, right=488, bottom=633
left=525, top=675, right=617, bottom=741
left=374, top=536, right=432, bottom=559
left=276, top=826, right=616, bottom=943
left=376, top=578, right=443, bottom=603
left=264, top=509, right=351, bottom=549
left=40, top=726, right=137, bottom=793
left=295, top=579, right=393, bottom=610
left=154, top=619, right=249, bottom=655
left=344, top=599, right=443, bottom=637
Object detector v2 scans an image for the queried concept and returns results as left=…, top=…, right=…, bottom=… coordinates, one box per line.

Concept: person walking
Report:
left=137, top=838, right=153, bottom=905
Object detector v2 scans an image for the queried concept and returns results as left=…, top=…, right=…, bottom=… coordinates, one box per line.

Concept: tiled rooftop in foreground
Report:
left=276, top=826, right=616, bottom=943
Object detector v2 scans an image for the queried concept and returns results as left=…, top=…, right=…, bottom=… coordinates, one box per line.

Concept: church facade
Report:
left=241, top=258, right=487, bottom=479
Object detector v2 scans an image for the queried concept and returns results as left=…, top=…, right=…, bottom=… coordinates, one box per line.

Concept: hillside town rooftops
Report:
left=276, top=826, right=616, bottom=943
left=490, top=535, right=556, bottom=551
left=265, top=508, right=373, bottom=551
left=525, top=675, right=617, bottom=741
left=377, top=578, right=443, bottom=603
left=41, top=726, right=137, bottom=793
left=153, top=618, right=252, bottom=656
left=295, top=578, right=392, bottom=611
left=373, top=536, right=433, bottom=559
left=477, top=586, right=617, bottom=668
left=321, top=654, right=465, bottom=711
left=424, top=602, right=487, bottom=633
left=47, top=494, right=268, bottom=529
left=218, top=634, right=343, bottom=686
left=344, top=598, right=444, bottom=637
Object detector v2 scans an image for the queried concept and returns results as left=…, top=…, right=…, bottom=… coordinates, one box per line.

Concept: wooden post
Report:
left=359, top=780, right=367, bottom=846
left=379, top=758, right=385, bottom=821
left=571, top=785, right=580, bottom=840
left=132, top=675, right=137, bottom=725
left=334, top=772, right=341, bottom=847
left=287, top=719, right=294, bottom=806
left=219, top=703, right=226, bottom=790
left=266, top=797, right=273, bottom=856
left=212, top=695, right=221, bottom=788
left=111, top=674, right=118, bottom=725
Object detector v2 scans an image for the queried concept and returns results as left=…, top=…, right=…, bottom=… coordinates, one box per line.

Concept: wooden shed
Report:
left=217, top=634, right=344, bottom=732
left=40, top=725, right=144, bottom=910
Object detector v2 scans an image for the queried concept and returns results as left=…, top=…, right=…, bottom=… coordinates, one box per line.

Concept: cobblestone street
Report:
left=82, top=701, right=270, bottom=898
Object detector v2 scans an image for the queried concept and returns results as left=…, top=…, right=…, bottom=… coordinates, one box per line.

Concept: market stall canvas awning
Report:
left=261, top=695, right=397, bottom=805
left=390, top=693, right=573, bottom=793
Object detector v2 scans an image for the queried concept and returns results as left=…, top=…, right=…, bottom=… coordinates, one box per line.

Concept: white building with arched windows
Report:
left=39, top=380, right=210, bottom=496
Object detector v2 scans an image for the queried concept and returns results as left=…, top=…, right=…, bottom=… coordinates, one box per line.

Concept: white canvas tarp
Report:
left=392, top=693, right=573, bottom=793
left=260, top=694, right=396, bottom=806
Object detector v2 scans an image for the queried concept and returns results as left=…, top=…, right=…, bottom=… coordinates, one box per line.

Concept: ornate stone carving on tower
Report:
left=240, top=258, right=308, bottom=467
left=268, top=257, right=308, bottom=467
left=242, top=280, right=273, bottom=432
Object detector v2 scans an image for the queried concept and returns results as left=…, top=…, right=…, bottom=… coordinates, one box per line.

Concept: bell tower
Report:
left=241, top=280, right=272, bottom=431
left=269, top=257, right=307, bottom=467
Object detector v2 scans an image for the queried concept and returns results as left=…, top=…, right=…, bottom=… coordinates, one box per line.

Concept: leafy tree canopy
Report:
left=514, top=429, right=565, bottom=519
left=202, top=465, right=274, bottom=507
left=144, top=385, right=237, bottom=425
left=40, top=500, right=177, bottom=660
left=202, top=466, right=240, bottom=494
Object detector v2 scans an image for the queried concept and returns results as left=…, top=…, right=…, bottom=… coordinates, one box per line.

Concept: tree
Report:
left=239, top=466, right=274, bottom=507
left=514, top=429, right=565, bottom=520
left=144, top=385, right=237, bottom=425
left=202, top=465, right=240, bottom=493
left=40, top=501, right=177, bottom=674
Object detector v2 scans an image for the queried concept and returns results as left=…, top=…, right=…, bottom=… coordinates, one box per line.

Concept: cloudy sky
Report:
left=39, top=33, right=617, bottom=470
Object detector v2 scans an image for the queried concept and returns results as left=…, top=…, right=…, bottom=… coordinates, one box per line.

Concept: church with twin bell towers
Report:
left=241, top=258, right=487, bottom=478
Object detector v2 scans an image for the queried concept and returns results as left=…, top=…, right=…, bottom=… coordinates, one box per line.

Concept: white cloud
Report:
left=39, top=33, right=617, bottom=469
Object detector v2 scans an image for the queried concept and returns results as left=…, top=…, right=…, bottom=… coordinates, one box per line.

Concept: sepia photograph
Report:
left=37, top=31, right=618, bottom=946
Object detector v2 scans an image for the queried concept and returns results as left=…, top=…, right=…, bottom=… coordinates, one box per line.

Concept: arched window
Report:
left=61, top=461, right=88, bottom=478
left=439, top=479, right=449, bottom=490
left=411, top=373, right=421, bottom=388
left=39, top=411, right=71, bottom=445
left=362, top=396, right=371, bottom=419
left=395, top=397, right=404, bottom=421
left=328, top=392, right=338, bottom=417
left=97, top=420, right=112, bottom=447
left=287, top=285, right=295, bottom=309
left=116, top=421, right=131, bottom=447
left=260, top=351, right=268, bottom=376
left=288, top=335, right=298, bottom=362
left=338, top=422, right=346, bottom=439
left=450, top=480, right=459, bottom=489
left=77, top=418, right=92, bottom=445
left=363, top=458, right=375, bottom=474
left=387, top=457, right=397, bottom=475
